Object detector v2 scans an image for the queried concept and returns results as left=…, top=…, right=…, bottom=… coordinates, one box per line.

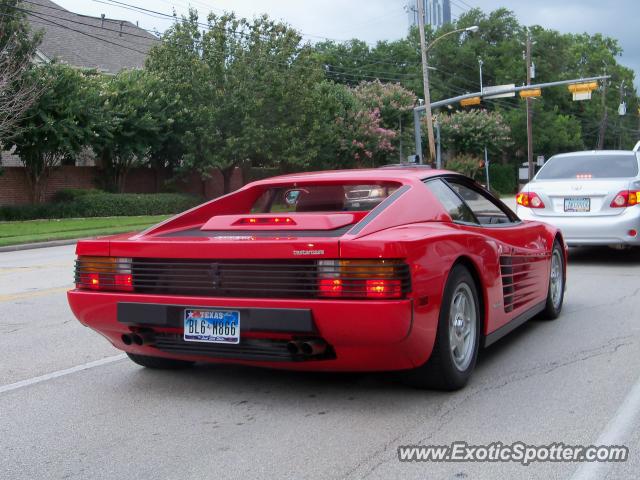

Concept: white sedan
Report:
left=517, top=150, right=640, bottom=247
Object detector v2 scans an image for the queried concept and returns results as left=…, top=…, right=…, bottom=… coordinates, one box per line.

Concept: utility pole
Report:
left=617, top=80, right=626, bottom=149
left=596, top=71, right=608, bottom=150
left=417, top=0, right=436, bottom=164
left=478, top=58, right=484, bottom=94
left=525, top=32, right=534, bottom=180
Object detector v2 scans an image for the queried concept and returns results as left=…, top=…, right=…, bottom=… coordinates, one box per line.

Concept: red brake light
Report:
left=318, top=278, right=343, bottom=297
left=234, top=217, right=296, bottom=226
left=366, top=279, right=402, bottom=298
left=87, top=273, right=100, bottom=290
left=516, top=192, right=545, bottom=209
left=611, top=190, right=640, bottom=208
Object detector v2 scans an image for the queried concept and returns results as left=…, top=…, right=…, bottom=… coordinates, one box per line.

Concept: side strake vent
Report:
left=75, top=257, right=411, bottom=300
left=500, top=256, right=545, bottom=313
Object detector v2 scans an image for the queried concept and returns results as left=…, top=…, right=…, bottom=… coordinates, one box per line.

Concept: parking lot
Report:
left=0, top=244, right=639, bottom=479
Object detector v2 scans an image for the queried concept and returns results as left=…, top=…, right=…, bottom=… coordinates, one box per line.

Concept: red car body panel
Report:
left=67, top=168, right=566, bottom=372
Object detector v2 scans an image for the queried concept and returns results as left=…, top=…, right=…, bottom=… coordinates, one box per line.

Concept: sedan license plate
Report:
left=564, top=197, right=590, bottom=213
left=184, top=309, right=240, bottom=344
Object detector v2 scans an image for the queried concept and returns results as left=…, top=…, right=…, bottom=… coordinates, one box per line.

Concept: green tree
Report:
left=0, top=0, right=43, bottom=145
left=147, top=10, right=326, bottom=193
left=6, top=65, right=97, bottom=203
left=92, top=70, right=165, bottom=192
left=434, top=109, right=512, bottom=156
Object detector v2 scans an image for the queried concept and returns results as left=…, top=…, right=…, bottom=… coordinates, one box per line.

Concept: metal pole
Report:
left=413, top=108, right=423, bottom=164
left=526, top=32, right=534, bottom=181
left=597, top=72, right=608, bottom=150
left=399, top=115, right=403, bottom=162
left=484, top=146, right=490, bottom=191
left=417, top=0, right=436, bottom=163
left=479, top=58, right=483, bottom=94
left=436, top=121, right=442, bottom=169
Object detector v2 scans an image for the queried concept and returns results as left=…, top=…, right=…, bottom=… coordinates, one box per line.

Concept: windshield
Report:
left=536, top=154, right=639, bottom=180
left=252, top=183, right=399, bottom=213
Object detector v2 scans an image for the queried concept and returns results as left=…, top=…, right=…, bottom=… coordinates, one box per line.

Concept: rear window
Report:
left=252, top=184, right=399, bottom=213
left=536, top=154, right=639, bottom=180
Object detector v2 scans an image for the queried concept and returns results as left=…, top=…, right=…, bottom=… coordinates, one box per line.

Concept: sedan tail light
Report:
left=75, top=257, right=133, bottom=292
left=516, top=192, right=545, bottom=208
left=610, top=190, right=640, bottom=208
left=317, top=259, right=409, bottom=299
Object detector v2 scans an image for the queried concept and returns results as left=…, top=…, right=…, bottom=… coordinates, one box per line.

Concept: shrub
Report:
left=487, top=164, right=517, bottom=195
left=445, top=154, right=483, bottom=180
left=0, top=193, right=201, bottom=221
left=53, top=188, right=98, bottom=203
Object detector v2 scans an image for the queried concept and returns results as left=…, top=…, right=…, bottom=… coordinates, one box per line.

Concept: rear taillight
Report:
left=317, top=260, right=408, bottom=299
left=75, top=257, right=133, bottom=292
left=516, top=192, right=545, bottom=208
left=610, top=190, right=640, bottom=208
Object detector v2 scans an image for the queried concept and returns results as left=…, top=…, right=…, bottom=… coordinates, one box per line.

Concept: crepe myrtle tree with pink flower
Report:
left=427, top=109, right=513, bottom=158
left=337, top=107, right=397, bottom=168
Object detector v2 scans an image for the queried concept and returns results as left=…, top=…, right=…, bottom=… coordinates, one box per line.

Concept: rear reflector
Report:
left=516, top=192, right=545, bottom=209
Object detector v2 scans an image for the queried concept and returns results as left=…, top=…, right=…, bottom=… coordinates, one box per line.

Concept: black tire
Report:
left=540, top=240, right=565, bottom=320
left=402, top=265, right=481, bottom=391
left=126, top=353, right=195, bottom=370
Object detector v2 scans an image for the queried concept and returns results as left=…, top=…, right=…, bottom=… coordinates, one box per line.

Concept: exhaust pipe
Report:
left=131, top=333, right=155, bottom=346
left=300, top=339, right=327, bottom=357
left=121, top=333, right=133, bottom=346
left=286, top=341, right=303, bottom=355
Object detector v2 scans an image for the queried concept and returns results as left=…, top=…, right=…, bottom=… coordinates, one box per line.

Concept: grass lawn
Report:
left=0, top=215, right=170, bottom=247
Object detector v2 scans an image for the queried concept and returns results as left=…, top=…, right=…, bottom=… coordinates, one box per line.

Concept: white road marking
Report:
left=571, top=372, right=640, bottom=480
left=0, top=354, right=126, bottom=395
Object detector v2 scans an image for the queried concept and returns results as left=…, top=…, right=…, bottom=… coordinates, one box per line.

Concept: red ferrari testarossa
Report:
left=68, top=167, right=566, bottom=390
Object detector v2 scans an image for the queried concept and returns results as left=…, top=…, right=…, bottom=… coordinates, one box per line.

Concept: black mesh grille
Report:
left=131, top=259, right=319, bottom=298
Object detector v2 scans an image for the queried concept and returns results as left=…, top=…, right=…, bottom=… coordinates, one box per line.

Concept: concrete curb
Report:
left=0, top=238, right=80, bottom=253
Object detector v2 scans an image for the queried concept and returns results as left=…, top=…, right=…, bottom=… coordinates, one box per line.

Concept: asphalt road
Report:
left=1, top=244, right=640, bottom=480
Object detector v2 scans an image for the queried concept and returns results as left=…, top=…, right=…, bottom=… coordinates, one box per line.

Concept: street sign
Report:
left=483, top=84, right=516, bottom=100
left=572, top=91, right=592, bottom=101
left=519, top=168, right=529, bottom=181
left=537, top=155, right=545, bottom=167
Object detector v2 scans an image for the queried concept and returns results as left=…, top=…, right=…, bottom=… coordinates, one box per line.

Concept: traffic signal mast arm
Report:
left=413, top=75, right=609, bottom=112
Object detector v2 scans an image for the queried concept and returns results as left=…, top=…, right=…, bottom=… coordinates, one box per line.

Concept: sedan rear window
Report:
left=252, top=183, right=399, bottom=213
left=536, top=154, right=639, bottom=180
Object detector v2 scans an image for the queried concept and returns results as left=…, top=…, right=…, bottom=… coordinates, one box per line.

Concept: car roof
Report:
left=551, top=150, right=638, bottom=158
left=263, top=168, right=452, bottom=184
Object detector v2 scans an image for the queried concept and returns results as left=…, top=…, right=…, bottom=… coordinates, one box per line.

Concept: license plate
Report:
left=564, top=197, right=590, bottom=212
left=184, top=309, right=240, bottom=344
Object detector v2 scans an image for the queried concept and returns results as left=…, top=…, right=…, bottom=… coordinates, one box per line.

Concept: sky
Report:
left=53, top=0, right=639, bottom=90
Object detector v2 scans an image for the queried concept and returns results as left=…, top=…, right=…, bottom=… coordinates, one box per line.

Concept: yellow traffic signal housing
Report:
left=460, top=97, right=481, bottom=107
left=519, top=88, right=542, bottom=98
left=568, top=82, right=598, bottom=93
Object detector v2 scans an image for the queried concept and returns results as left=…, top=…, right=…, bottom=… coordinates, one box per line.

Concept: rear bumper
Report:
left=517, top=206, right=640, bottom=246
left=67, top=290, right=437, bottom=372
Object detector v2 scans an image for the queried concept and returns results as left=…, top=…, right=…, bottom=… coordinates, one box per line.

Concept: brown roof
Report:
left=24, top=0, right=159, bottom=73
